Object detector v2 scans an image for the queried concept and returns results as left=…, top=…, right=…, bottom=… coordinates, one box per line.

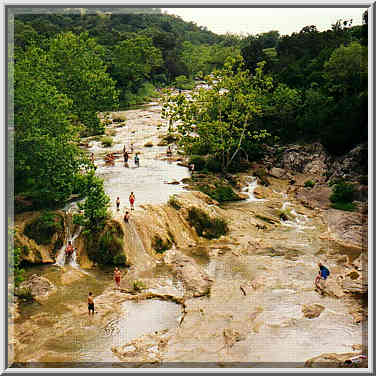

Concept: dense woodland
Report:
left=12, top=8, right=368, bottom=210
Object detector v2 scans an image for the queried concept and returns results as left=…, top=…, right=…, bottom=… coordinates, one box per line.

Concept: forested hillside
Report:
left=12, top=7, right=368, bottom=209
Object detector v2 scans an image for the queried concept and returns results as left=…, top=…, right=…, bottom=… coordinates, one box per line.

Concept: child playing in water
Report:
left=134, top=153, right=140, bottom=167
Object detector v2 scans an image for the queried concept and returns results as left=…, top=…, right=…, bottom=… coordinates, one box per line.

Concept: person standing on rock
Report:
left=129, top=192, right=135, bottom=210
left=116, top=197, right=120, bottom=211
left=88, top=292, right=95, bottom=316
left=114, top=267, right=122, bottom=289
left=315, top=262, right=330, bottom=290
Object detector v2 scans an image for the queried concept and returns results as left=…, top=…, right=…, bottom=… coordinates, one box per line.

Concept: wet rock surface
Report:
left=18, top=274, right=57, bottom=303
left=302, top=304, right=325, bottom=319
left=11, top=100, right=367, bottom=367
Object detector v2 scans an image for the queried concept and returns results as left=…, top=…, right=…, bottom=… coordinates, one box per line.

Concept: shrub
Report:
left=304, top=180, right=315, bottom=188
left=331, top=202, right=357, bottom=211
left=174, top=75, right=195, bottom=90
left=168, top=195, right=181, bottom=210
left=187, top=142, right=210, bottom=155
left=187, top=207, right=228, bottom=239
left=113, top=253, right=127, bottom=266
left=15, top=286, right=33, bottom=300
left=199, top=184, right=238, bottom=202
left=24, top=212, right=63, bottom=245
left=205, top=157, right=222, bottom=173
left=152, top=235, right=172, bottom=254
left=133, top=280, right=146, bottom=291
left=85, top=221, right=124, bottom=266
left=101, top=136, right=113, bottom=147
left=189, top=155, right=206, bottom=171
left=144, top=142, right=153, bottom=147
left=330, top=181, right=355, bottom=204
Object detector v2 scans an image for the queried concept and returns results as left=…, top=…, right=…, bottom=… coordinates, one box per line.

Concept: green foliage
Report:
left=15, top=287, right=33, bottom=300
left=86, top=221, right=125, bottom=266
left=162, top=56, right=272, bottom=172
left=133, top=280, right=146, bottom=292
left=174, top=75, right=195, bottom=90
left=152, top=235, right=172, bottom=254
left=112, top=35, right=163, bottom=92
left=168, top=195, right=181, bottom=210
left=323, top=42, right=367, bottom=96
left=330, top=202, right=357, bottom=211
left=8, top=229, right=25, bottom=288
left=48, top=32, right=119, bottom=135
left=73, top=171, right=110, bottom=234
left=199, top=183, right=238, bottom=202
left=188, top=156, right=206, bottom=171
left=187, top=207, right=229, bottom=239
left=205, top=157, right=222, bottom=173
left=330, top=181, right=355, bottom=204
left=101, top=136, right=113, bottom=147
left=304, top=180, right=315, bottom=188
left=24, top=212, right=63, bottom=245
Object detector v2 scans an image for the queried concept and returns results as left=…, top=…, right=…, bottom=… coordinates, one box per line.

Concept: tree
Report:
left=162, top=56, right=272, bottom=171
left=48, top=32, right=119, bottom=134
left=323, top=41, right=367, bottom=97
left=112, top=35, right=163, bottom=91
left=74, top=171, right=110, bottom=234
left=14, top=45, right=90, bottom=206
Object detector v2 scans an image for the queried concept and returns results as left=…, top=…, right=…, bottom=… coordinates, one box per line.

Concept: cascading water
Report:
left=280, top=201, right=314, bottom=231
left=55, top=209, right=82, bottom=268
left=122, top=221, right=156, bottom=271
left=242, top=176, right=267, bottom=203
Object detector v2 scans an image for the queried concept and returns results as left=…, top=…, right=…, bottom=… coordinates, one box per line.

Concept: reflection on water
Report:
left=79, top=300, right=183, bottom=362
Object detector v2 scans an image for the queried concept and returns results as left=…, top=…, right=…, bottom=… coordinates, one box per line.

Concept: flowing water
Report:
left=14, top=97, right=365, bottom=366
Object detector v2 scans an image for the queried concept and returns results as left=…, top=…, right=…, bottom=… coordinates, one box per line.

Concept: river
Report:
left=12, top=94, right=365, bottom=367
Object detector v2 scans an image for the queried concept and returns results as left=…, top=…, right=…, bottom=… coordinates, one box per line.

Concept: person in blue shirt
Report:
left=315, top=262, right=330, bottom=290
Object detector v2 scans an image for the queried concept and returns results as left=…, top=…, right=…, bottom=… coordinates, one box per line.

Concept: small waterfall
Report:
left=243, top=176, right=267, bottom=202
left=54, top=209, right=82, bottom=268
left=280, top=202, right=314, bottom=231
left=123, top=221, right=155, bottom=271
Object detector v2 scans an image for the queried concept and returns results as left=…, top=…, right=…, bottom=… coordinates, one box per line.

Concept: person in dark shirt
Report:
left=315, top=262, right=330, bottom=290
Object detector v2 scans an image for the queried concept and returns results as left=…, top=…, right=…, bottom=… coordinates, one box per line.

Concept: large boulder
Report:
left=281, top=143, right=329, bottom=179
left=18, top=274, right=57, bottom=303
left=328, top=143, right=367, bottom=182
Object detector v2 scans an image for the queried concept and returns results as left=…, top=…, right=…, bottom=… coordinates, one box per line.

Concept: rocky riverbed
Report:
left=9, top=95, right=368, bottom=368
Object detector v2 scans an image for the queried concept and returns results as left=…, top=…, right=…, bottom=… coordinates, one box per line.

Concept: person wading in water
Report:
left=124, top=211, right=130, bottom=223
left=134, top=153, right=140, bottom=167
left=116, top=197, right=120, bottom=211
left=129, top=192, right=135, bottom=210
left=88, top=292, right=95, bottom=316
left=114, top=267, right=122, bottom=289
